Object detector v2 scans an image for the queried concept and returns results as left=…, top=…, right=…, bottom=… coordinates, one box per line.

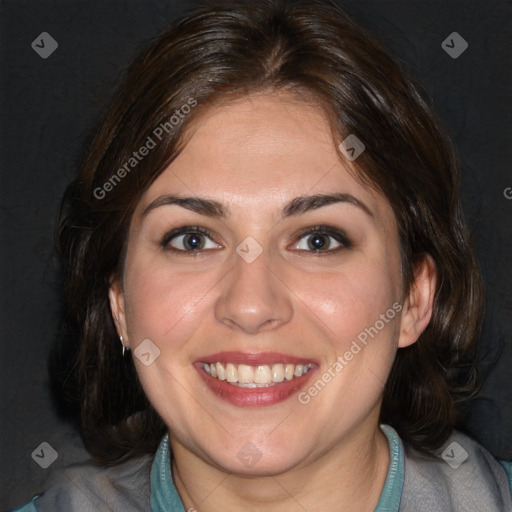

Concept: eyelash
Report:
left=295, top=225, right=352, bottom=253
left=160, top=226, right=216, bottom=255
left=160, top=224, right=352, bottom=255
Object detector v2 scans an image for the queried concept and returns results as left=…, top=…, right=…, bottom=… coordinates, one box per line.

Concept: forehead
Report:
left=136, top=92, right=394, bottom=226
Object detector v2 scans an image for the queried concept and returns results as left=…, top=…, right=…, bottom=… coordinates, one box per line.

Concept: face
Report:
left=110, top=92, right=425, bottom=476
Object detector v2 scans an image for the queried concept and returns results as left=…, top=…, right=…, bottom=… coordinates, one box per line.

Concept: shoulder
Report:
left=401, top=429, right=512, bottom=512
left=10, top=452, right=153, bottom=512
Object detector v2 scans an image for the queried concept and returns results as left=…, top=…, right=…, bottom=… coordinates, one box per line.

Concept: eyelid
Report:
left=161, top=226, right=221, bottom=252
left=160, top=224, right=352, bottom=254
left=289, top=224, right=352, bottom=252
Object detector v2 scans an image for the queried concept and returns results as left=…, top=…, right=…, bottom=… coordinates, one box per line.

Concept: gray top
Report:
left=11, top=425, right=512, bottom=512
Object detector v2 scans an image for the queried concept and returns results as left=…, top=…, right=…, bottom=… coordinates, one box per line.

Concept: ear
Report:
left=108, top=277, right=130, bottom=348
left=398, top=254, right=437, bottom=348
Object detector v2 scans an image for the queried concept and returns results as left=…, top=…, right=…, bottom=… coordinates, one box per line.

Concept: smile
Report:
left=202, top=362, right=314, bottom=387
left=195, top=352, right=318, bottom=407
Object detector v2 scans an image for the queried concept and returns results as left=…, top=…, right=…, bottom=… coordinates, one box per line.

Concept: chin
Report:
left=197, top=436, right=310, bottom=477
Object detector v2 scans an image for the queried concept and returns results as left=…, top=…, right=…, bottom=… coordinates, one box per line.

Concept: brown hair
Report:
left=53, top=0, right=484, bottom=464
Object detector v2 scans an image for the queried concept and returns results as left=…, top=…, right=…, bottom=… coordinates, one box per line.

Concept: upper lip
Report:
left=195, top=351, right=318, bottom=366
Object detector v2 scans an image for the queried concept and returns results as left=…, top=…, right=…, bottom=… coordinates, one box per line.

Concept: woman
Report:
left=12, top=0, right=512, bottom=510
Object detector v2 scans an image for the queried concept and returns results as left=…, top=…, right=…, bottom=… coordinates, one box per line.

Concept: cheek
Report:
left=293, top=264, right=401, bottom=417
left=294, top=256, right=401, bottom=348
left=122, top=256, right=221, bottom=356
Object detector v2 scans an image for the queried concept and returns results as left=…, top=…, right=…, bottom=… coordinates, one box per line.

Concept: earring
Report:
left=120, top=335, right=129, bottom=356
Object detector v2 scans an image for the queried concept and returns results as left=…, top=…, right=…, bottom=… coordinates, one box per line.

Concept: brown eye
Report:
left=291, top=226, right=352, bottom=253
left=179, top=233, right=205, bottom=250
left=161, top=227, right=221, bottom=252
left=307, top=233, right=333, bottom=250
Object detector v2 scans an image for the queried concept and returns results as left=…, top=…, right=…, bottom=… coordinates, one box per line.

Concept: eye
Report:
left=161, top=227, right=221, bottom=253
left=291, top=226, right=351, bottom=253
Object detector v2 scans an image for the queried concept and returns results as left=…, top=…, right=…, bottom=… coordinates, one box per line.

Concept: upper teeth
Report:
left=203, top=362, right=313, bottom=386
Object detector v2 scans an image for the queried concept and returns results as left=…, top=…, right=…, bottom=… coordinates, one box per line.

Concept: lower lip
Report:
left=195, top=363, right=317, bottom=407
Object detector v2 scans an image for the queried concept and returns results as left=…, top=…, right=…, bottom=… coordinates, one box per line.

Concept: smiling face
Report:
left=109, top=91, right=434, bottom=476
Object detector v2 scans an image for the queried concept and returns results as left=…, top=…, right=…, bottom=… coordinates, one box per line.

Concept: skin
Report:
left=110, top=92, right=437, bottom=511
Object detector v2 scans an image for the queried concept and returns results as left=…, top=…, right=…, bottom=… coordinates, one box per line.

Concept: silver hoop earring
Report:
left=120, top=336, right=129, bottom=356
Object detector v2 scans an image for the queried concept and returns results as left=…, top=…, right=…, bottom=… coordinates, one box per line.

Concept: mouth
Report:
left=195, top=352, right=318, bottom=407
left=202, top=362, right=313, bottom=386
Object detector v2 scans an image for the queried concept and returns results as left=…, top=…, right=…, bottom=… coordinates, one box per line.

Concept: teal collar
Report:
left=374, top=424, right=405, bottom=511
left=150, top=435, right=187, bottom=512
left=150, top=424, right=404, bottom=511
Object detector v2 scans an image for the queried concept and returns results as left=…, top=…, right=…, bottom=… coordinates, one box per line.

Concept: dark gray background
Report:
left=1, top=0, right=511, bottom=509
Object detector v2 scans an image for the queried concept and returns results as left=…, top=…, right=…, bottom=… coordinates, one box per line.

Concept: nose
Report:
left=214, top=246, right=293, bottom=335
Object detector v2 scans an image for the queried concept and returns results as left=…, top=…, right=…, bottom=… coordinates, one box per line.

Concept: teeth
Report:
left=238, top=364, right=254, bottom=384
left=272, top=364, right=284, bottom=383
left=226, top=363, right=237, bottom=383
left=254, top=365, right=272, bottom=384
left=284, top=364, right=295, bottom=380
left=294, top=364, right=304, bottom=377
left=216, top=362, right=226, bottom=381
left=202, top=362, right=312, bottom=385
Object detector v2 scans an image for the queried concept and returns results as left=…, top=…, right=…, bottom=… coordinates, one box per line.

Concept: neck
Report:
left=170, top=421, right=390, bottom=512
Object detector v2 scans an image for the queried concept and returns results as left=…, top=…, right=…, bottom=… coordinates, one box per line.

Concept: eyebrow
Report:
left=141, top=192, right=373, bottom=219
left=283, top=193, right=373, bottom=218
left=142, top=195, right=227, bottom=218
